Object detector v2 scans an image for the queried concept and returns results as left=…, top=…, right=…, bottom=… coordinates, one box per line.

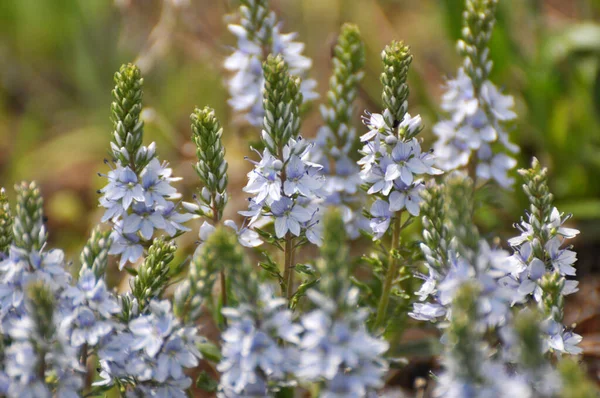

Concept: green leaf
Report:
left=123, top=266, right=138, bottom=276
left=196, top=371, right=219, bottom=392
left=293, top=263, right=316, bottom=276
left=258, top=252, right=284, bottom=284
left=197, top=341, right=222, bottom=363
left=289, top=278, right=319, bottom=310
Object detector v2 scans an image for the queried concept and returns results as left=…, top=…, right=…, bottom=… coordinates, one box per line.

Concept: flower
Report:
left=129, top=300, right=175, bottom=358
left=368, top=200, right=391, bottom=239
left=62, top=306, right=113, bottom=347
left=218, top=289, right=300, bottom=395
left=297, top=289, right=389, bottom=396
left=271, top=197, right=313, bottom=238
left=225, top=2, right=317, bottom=126
left=243, top=149, right=282, bottom=205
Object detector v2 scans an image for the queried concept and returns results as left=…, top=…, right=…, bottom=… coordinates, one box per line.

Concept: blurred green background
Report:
left=1, top=0, right=600, bottom=273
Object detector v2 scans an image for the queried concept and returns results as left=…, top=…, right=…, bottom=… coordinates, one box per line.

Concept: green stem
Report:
left=374, top=211, right=403, bottom=330
left=212, top=202, right=227, bottom=326
left=283, top=234, right=295, bottom=300
left=81, top=343, right=91, bottom=392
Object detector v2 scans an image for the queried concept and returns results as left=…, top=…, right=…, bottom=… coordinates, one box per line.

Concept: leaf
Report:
left=197, top=341, right=222, bottom=363
left=258, top=252, right=284, bottom=284
left=290, top=278, right=319, bottom=310
left=123, top=266, right=138, bottom=277
left=196, top=371, right=219, bottom=393
left=293, top=263, right=317, bottom=276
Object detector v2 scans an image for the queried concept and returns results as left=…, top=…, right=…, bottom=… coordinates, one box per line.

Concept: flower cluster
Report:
left=218, top=211, right=388, bottom=397
left=99, top=64, right=191, bottom=269
left=498, top=159, right=582, bottom=354
left=298, top=289, right=389, bottom=397
left=241, top=55, right=323, bottom=246
left=410, top=177, right=516, bottom=327
left=435, top=282, right=532, bottom=398
left=433, top=0, right=518, bottom=188
left=359, top=42, right=441, bottom=239
left=311, top=23, right=368, bottom=239
left=0, top=183, right=71, bottom=330
left=1, top=282, right=83, bottom=397
left=218, top=288, right=301, bottom=396
left=225, top=0, right=317, bottom=126
left=96, top=300, right=202, bottom=397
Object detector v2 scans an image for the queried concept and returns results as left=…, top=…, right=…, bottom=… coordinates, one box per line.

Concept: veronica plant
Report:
left=297, top=210, right=389, bottom=397
left=433, top=0, right=518, bottom=188
left=225, top=0, right=318, bottom=126
left=311, top=23, right=367, bottom=239
left=498, top=159, right=582, bottom=355
left=358, top=41, right=441, bottom=329
left=435, top=282, right=530, bottom=397
left=241, top=54, right=324, bottom=299
left=0, top=0, right=597, bottom=395
left=99, top=64, right=191, bottom=269
left=410, top=175, right=516, bottom=328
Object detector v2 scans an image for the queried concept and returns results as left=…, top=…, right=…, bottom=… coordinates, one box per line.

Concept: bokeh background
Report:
left=1, top=0, right=600, bottom=387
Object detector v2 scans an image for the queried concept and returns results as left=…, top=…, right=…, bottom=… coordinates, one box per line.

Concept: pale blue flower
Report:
left=129, top=300, right=175, bottom=358
left=140, top=158, right=180, bottom=207
left=108, top=227, right=144, bottom=269
left=226, top=11, right=317, bottom=126
left=369, top=200, right=391, bottom=239
left=62, top=306, right=113, bottom=347
left=243, top=149, right=282, bottom=205
left=154, top=336, right=200, bottom=383
left=218, top=289, right=300, bottom=396
left=297, top=289, right=388, bottom=396
left=100, top=164, right=145, bottom=211
left=271, top=197, right=313, bottom=238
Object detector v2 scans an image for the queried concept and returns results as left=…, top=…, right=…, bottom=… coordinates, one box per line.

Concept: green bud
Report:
left=111, top=63, right=144, bottom=168
left=239, top=0, right=273, bottom=46
left=79, top=227, right=112, bottom=280
left=131, top=237, right=176, bottom=309
left=445, top=175, right=479, bottom=261
left=13, top=181, right=47, bottom=252
left=179, top=227, right=246, bottom=322
left=518, top=158, right=554, bottom=242
left=317, top=209, right=349, bottom=302
left=539, top=271, right=565, bottom=322
left=262, top=54, right=302, bottom=154
left=420, top=184, right=449, bottom=271
left=0, top=188, right=13, bottom=256
left=513, top=310, right=545, bottom=372
left=323, top=23, right=365, bottom=152
left=190, top=107, right=229, bottom=221
left=380, top=41, right=412, bottom=127
left=459, top=0, right=498, bottom=86
left=27, top=281, right=56, bottom=341
left=446, top=282, right=484, bottom=384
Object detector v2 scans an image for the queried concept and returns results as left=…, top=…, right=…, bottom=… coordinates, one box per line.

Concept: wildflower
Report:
left=99, top=64, right=190, bottom=268
left=432, top=0, right=518, bottom=188
left=271, top=197, right=313, bottom=238
left=218, top=289, right=301, bottom=396
left=225, top=0, right=317, bottom=126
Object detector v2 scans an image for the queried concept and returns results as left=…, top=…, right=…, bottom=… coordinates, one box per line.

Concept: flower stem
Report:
left=212, top=202, right=228, bottom=326
left=374, top=211, right=403, bottom=330
left=283, top=234, right=295, bottom=300
left=81, top=343, right=91, bottom=392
